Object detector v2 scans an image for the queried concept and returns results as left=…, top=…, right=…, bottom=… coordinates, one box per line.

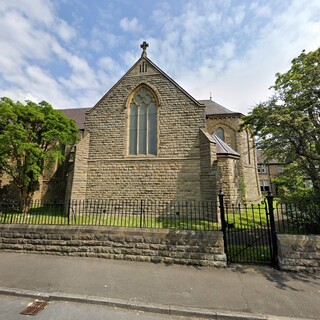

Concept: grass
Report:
left=0, top=209, right=220, bottom=230
left=227, top=245, right=271, bottom=263
left=225, top=203, right=268, bottom=229
left=0, top=202, right=273, bottom=231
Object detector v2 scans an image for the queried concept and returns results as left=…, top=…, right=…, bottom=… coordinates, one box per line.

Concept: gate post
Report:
left=218, top=191, right=228, bottom=262
left=266, top=192, right=278, bottom=268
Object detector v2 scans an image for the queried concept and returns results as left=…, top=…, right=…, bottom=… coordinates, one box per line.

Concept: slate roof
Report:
left=59, top=100, right=239, bottom=131
left=212, top=134, right=240, bottom=157
left=59, top=106, right=240, bottom=158
left=60, top=108, right=91, bottom=130
left=199, top=99, right=241, bottom=116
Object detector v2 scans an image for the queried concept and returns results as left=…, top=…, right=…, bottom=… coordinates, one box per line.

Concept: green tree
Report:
left=0, top=97, right=79, bottom=207
left=241, top=48, right=320, bottom=195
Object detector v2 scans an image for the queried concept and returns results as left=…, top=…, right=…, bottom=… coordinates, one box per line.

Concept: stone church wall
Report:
left=216, top=156, right=241, bottom=204
left=0, top=162, right=65, bottom=203
left=67, top=133, right=90, bottom=201
left=206, top=116, right=261, bottom=203
left=199, top=129, right=218, bottom=202
left=0, top=172, right=20, bottom=201
left=72, top=72, right=211, bottom=202
left=237, top=128, right=261, bottom=203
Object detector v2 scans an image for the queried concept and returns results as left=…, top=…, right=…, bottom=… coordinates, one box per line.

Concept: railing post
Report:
left=3, top=202, right=8, bottom=224
left=219, top=191, right=228, bottom=262
left=67, top=199, right=71, bottom=225
left=266, top=192, right=278, bottom=268
left=140, top=199, right=143, bottom=228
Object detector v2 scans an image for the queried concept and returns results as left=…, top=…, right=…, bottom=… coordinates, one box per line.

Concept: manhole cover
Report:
left=20, top=300, right=48, bottom=316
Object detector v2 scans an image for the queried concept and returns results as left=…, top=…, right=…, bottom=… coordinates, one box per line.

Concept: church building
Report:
left=64, top=42, right=261, bottom=204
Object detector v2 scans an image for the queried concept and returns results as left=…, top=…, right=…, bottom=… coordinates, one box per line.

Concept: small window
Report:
left=215, top=127, right=225, bottom=141
left=258, top=165, right=267, bottom=173
left=128, top=86, right=157, bottom=155
left=260, top=180, right=270, bottom=192
left=277, top=165, right=283, bottom=173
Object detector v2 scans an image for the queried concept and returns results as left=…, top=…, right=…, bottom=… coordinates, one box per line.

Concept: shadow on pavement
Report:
left=229, top=264, right=320, bottom=291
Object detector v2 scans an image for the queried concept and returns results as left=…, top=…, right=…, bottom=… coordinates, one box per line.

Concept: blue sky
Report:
left=0, top=0, right=319, bottom=114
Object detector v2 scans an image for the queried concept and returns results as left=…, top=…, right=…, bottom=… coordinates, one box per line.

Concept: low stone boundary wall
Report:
left=277, top=234, right=320, bottom=273
left=0, top=225, right=226, bottom=267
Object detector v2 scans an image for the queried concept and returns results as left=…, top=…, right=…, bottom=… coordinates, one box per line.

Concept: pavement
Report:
left=0, top=252, right=319, bottom=320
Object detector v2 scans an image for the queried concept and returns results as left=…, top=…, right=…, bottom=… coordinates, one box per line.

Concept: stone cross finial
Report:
left=140, top=41, right=149, bottom=57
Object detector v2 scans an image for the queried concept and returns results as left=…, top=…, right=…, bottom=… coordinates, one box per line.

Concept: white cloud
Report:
left=51, top=42, right=100, bottom=90
left=0, top=0, right=103, bottom=108
left=0, top=88, right=38, bottom=103
left=89, top=28, right=120, bottom=52
left=0, top=10, right=52, bottom=62
left=143, top=0, right=320, bottom=114
left=0, top=0, right=56, bottom=27
left=55, top=19, right=76, bottom=42
left=98, top=56, right=123, bottom=74
left=0, top=0, right=320, bottom=114
left=120, top=17, right=141, bottom=32
left=253, top=4, right=271, bottom=17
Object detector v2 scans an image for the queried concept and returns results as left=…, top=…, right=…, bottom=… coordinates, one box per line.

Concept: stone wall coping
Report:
left=277, top=234, right=320, bottom=241
left=0, top=224, right=222, bottom=240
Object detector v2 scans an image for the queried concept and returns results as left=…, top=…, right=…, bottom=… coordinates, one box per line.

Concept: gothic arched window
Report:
left=129, top=86, right=157, bottom=155
left=215, top=127, right=225, bottom=141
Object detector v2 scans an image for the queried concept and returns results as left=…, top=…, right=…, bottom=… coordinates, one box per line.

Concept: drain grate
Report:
left=20, top=300, right=48, bottom=316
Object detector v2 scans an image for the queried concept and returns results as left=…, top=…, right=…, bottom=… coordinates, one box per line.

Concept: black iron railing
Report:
left=0, top=199, right=219, bottom=231
left=1, top=197, right=318, bottom=234
left=218, top=192, right=320, bottom=266
left=219, top=192, right=274, bottom=265
left=274, top=202, right=320, bottom=235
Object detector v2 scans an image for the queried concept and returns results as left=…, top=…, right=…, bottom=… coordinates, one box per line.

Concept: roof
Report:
left=212, top=134, right=240, bottom=157
left=59, top=100, right=239, bottom=130
left=60, top=108, right=91, bottom=130
left=199, top=99, right=241, bottom=116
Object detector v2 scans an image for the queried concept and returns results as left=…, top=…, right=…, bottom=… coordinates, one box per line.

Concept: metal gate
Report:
left=219, top=192, right=278, bottom=266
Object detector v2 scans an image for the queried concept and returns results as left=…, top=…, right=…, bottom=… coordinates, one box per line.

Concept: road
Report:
left=0, top=295, right=202, bottom=320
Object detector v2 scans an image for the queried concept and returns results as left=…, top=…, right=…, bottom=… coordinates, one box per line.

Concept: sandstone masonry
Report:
left=277, top=234, right=320, bottom=273
left=66, top=51, right=261, bottom=205
left=0, top=224, right=226, bottom=267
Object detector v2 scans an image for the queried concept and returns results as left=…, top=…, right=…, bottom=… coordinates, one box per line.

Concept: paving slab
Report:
left=0, top=252, right=319, bottom=319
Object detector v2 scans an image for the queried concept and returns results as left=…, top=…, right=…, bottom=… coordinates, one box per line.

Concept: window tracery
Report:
left=129, top=86, right=157, bottom=155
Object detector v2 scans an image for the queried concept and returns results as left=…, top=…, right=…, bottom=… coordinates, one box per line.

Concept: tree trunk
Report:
left=20, top=187, right=33, bottom=213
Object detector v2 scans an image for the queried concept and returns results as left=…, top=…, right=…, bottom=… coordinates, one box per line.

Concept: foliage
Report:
left=271, top=163, right=320, bottom=233
left=273, top=163, right=318, bottom=203
left=241, top=48, right=320, bottom=194
left=0, top=97, right=79, bottom=203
